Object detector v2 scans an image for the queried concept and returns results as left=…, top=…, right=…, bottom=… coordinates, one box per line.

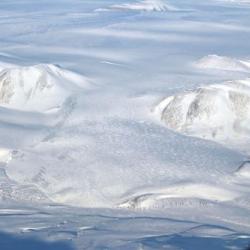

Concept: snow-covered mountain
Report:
left=157, top=78, right=250, bottom=143
left=0, top=64, right=89, bottom=112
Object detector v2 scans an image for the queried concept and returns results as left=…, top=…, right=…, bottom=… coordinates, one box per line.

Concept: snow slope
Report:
left=195, top=55, right=250, bottom=73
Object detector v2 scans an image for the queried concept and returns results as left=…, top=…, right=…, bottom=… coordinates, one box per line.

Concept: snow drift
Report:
left=0, top=64, right=89, bottom=112
left=156, top=78, right=250, bottom=142
left=110, top=0, right=177, bottom=12
left=195, top=55, right=250, bottom=72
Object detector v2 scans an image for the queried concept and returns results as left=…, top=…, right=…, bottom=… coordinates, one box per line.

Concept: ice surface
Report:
left=0, top=0, right=249, bottom=249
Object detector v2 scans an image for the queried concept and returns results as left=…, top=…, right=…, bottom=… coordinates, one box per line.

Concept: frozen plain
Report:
left=0, top=0, right=250, bottom=249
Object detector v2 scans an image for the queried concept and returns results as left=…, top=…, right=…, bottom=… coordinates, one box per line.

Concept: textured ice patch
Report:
left=0, top=181, right=50, bottom=203
left=110, top=0, right=178, bottom=12
left=0, top=64, right=89, bottom=112
left=195, top=55, right=250, bottom=72
left=156, top=78, right=250, bottom=142
left=0, top=147, right=49, bottom=203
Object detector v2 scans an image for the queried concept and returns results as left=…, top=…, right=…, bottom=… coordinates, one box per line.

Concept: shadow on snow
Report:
left=0, top=231, right=75, bottom=250
left=135, top=234, right=250, bottom=250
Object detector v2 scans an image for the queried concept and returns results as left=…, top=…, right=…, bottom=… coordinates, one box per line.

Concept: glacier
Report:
left=0, top=0, right=250, bottom=249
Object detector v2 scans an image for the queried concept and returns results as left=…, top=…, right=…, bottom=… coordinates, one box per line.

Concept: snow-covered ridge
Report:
left=119, top=183, right=239, bottom=209
left=0, top=64, right=90, bottom=112
left=155, top=78, right=250, bottom=142
left=195, top=55, right=250, bottom=72
left=220, top=0, right=250, bottom=3
left=109, top=0, right=177, bottom=12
